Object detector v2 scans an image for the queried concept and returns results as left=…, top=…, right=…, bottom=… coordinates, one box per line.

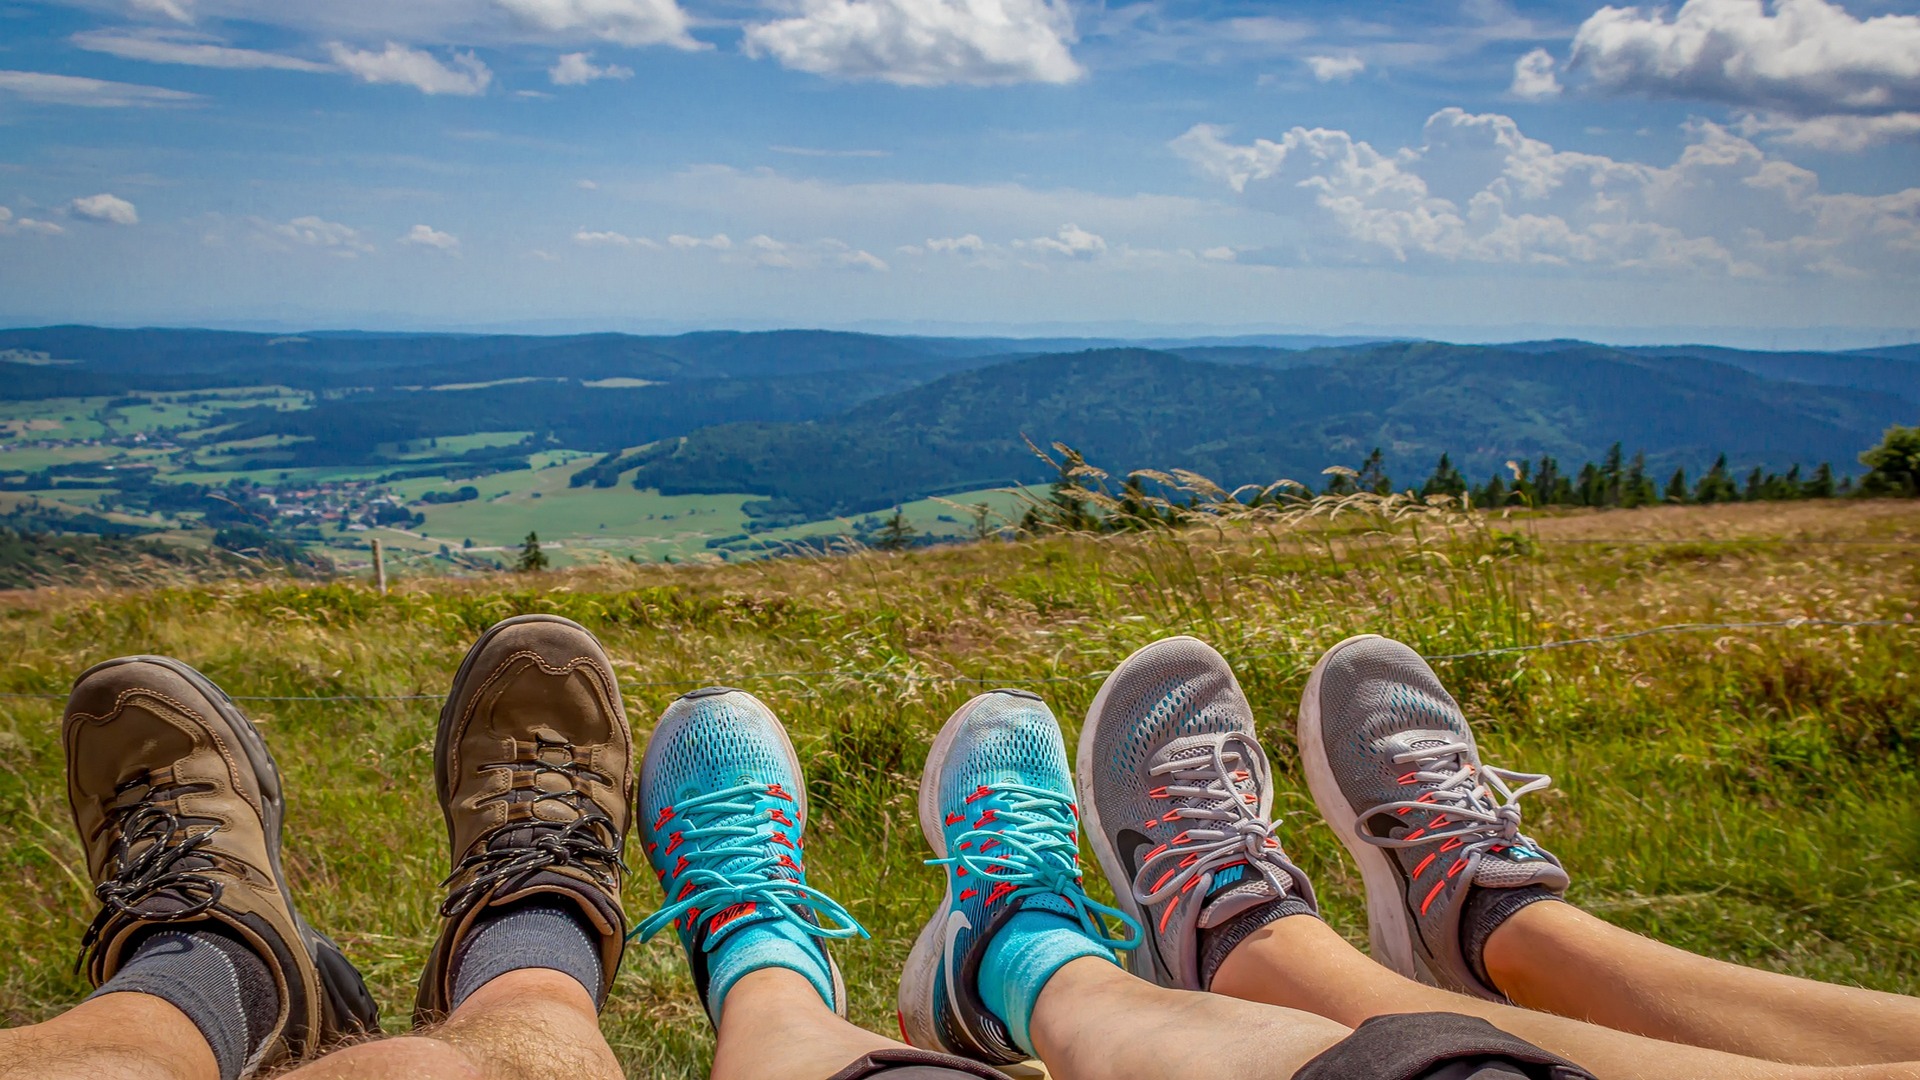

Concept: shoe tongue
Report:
left=1470, top=845, right=1569, bottom=891
left=1195, top=864, right=1286, bottom=929
left=702, top=898, right=788, bottom=947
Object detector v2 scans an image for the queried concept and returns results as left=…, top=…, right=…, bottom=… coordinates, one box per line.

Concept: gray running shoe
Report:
left=1076, top=636, right=1317, bottom=991
left=1299, top=634, right=1567, bottom=1000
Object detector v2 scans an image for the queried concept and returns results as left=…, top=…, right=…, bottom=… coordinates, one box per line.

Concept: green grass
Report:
left=391, top=465, right=755, bottom=563
left=0, top=501, right=1914, bottom=1075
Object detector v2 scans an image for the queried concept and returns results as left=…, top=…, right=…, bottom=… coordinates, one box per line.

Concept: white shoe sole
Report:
left=898, top=690, right=1007, bottom=1053
left=1297, top=632, right=1430, bottom=982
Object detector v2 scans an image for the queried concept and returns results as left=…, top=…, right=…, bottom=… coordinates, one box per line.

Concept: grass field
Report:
left=0, top=500, right=1915, bottom=1077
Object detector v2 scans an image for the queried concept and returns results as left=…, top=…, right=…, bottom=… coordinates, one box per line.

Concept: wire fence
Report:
left=0, top=616, right=1909, bottom=704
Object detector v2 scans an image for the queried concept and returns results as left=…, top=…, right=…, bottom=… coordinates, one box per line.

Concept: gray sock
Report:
left=91, top=924, right=279, bottom=1080
left=1461, top=886, right=1562, bottom=994
left=449, top=900, right=605, bottom=1011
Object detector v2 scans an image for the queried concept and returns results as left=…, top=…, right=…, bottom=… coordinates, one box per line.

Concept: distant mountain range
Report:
left=3, top=325, right=1913, bottom=518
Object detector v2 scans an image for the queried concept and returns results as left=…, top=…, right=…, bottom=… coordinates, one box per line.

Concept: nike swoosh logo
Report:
left=1117, top=828, right=1154, bottom=887
left=943, top=908, right=979, bottom=1047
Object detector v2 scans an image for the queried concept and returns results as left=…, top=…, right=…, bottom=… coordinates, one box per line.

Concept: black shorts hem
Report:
left=1293, top=1013, right=1598, bottom=1080
left=827, top=1047, right=1011, bottom=1080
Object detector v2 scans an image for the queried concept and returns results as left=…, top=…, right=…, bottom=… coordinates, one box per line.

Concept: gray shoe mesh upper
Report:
left=1309, top=636, right=1565, bottom=998
left=1083, top=637, right=1314, bottom=990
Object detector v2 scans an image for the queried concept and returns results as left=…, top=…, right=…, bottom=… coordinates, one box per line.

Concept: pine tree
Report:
left=1601, top=443, right=1625, bottom=507
left=1357, top=448, right=1392, bottom=495
left=875, top=509, right=918, bottom=550
left=1420, top=454, right=1466, bottom=499
left=1576, top=462, right=1603, bottom=507
left=969, top=503, right=998, bottom=542
left=1664, top=468, right=1689, bottom=504
left=1623, top=452, right=1654, bottom=508
left=1530, top=456, right=1566, bottom=506
left=1476, top=472, right=1508, bottom=508
left=516, top=531, right=548, bottom=572
left=1694, top=454, right=1739, bottom=504
left=1804, top=462, right=1836, bottom=499
left=1743, top=466, right=1765, bottom=502
left=1509, top=460, right=1534, bottom=507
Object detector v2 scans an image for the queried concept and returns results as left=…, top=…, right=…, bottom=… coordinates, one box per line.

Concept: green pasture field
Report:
left=0, top=445, right=121, bottom=471
left=0, top=397, right=113, bottom=441
left=0, top=499, right=1913, bottom=1077
left=380, top=431, right=534, bottom=459
left=389, top=463, right=752, bottom=558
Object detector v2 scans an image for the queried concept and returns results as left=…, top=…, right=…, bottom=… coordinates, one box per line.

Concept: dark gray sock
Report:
left=1462, top=886, right=1562, bottom=993
left=449, top=899, right=605, bottom=1011
left=90, top=924, right=279, bottom=1080
left=1196, top=896, right=1318, bottom=990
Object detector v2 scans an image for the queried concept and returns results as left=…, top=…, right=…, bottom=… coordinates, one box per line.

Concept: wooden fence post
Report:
left=371, top=538, right=388, bottom=596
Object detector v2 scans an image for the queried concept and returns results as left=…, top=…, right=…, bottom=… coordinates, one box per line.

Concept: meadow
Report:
left=0, top=498, right=1914, bottom=1077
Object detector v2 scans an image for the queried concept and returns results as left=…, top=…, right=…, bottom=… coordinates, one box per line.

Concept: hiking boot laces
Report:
left=441, top=735, right=626, bottom=920
left=934, top=782, right=1140, bottom=951
left=633, top=782, right=866, bottom=946
left=78, top=772, right=225, bottom=969
left=1355, top=741, right=1552, bottom=857
left=1133, top=733, right=1293, bottom=912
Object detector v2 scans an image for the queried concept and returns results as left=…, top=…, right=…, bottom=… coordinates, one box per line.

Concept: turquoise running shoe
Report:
left=635, top=687, right=866, bottom=1024
left=899, top=690, right=1139, bottom=1064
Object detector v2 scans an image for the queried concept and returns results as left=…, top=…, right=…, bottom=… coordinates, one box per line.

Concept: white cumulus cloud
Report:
left=743, top=0, right=1082, bottom=86
left=550, top=52, right=634, bottom=84
left=1172, top=108, right=1920, bottom=278
left=72, top=29, right=332, bottom=71
left=402, top=224, right=460, bottom=250
left=69, top=193, right=140, bottom=225
left=668, top=232, right=732, bottom=250
left=1305, top=55, right=1365, bottom=82
left=0, top=207, right=66, bottom=236
left=0, top=70, right=201, bottom=107
left=327, top=43, right=492, bottom=95
left=496, top=0, right=698, bottom=49
left=259, top=215, right=375, bottom=257
left=573, top=229, right=659, bottom=247
left=926, top=233, right=986, bottom=253
left=1511, top=48, right=1561, bottom=99
left=1570, top=0, right=1920, bottom=118
left=1018, top=223, right=1106, bottom=257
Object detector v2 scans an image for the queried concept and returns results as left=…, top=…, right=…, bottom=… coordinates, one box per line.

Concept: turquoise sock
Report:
left=705, top=917, right=835, bottom=1021
left=977, top=908, right=1117, bottom=1056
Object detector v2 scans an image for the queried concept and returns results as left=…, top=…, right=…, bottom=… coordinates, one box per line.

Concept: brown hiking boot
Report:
left=64, top=656, right=380, bottom=1072
left=414, top=615, right=633, bottom=1024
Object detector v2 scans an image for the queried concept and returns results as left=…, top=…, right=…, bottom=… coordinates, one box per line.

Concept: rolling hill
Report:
left=627, top=344, right=1916, bottom=518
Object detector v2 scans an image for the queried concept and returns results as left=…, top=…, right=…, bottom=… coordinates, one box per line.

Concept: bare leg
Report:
left=285, top=969, right=618, bottom=1080
left=1214, top=915, right=1920, bottom=1080
left=1031, top=958, right=1352, bottom=1080
left=0, top=993, right=218, bottom=1080
left=1485, top=901, right=1920, bottom=1066
left=712, top=970, right=900, bottom=1080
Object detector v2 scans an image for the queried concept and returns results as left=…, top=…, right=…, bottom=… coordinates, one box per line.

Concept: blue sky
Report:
left=1, top=0, right=1917, bottom=344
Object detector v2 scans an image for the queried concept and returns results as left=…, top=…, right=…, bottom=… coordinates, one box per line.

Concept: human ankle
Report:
left=89, top=923, right=278, bottom=1080
left=448, top=899, right=607, bottom=1013
left=706, top=915, right=837, bottom=1021
left=1198, top=895, right=1318, bottom=990
left=1462, top=886, right=1563, bottom=996
left=976, top=909, right=1117, bottom=1056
